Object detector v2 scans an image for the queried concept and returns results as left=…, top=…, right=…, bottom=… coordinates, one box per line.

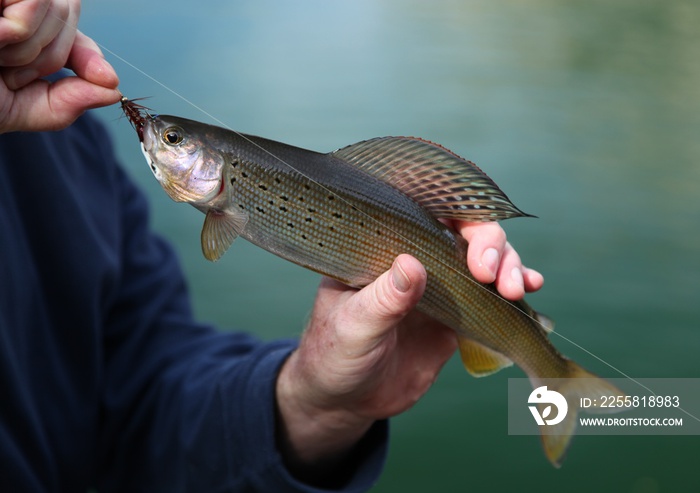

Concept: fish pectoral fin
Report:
left=331, top=136, right=533, bottom=222
left=457, top=336, right=513, bottom=377
left=201, top=208, right=249, bottom=262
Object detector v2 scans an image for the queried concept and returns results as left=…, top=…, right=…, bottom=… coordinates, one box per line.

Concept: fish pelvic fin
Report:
left=201, top=208, right=249, bottom=261
left=457, top=336, right=513, bottom=377
left=533, top=361, right=626, bottom=468
left=331, top=136, right=534, bottom=222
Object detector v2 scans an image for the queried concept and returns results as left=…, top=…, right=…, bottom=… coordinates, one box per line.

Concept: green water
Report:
left=86, top=1, right=699, bottom=491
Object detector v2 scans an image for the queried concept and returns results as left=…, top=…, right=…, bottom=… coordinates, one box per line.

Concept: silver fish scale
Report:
left=225, top=154, right=562, bottom=375
left=227, top=157, right=451, bottom=288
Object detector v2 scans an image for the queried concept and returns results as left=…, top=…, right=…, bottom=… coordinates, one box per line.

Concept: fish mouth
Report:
left=140, top=120, right=158, bottom=170
left=140, top=119, right=170, bottom=189
left=140, top=141, right=159, bottom=177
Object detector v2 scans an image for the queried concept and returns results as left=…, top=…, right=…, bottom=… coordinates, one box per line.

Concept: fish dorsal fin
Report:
left=201, top=209, right=249, bottom=262
left=331, top=137, right=532, bottom=222
left=457, top=336, right=514, bottom=377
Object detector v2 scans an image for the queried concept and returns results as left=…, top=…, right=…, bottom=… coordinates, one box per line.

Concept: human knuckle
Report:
left=6, top=24, right=33, bottom=44
left=374, top=284, right=400, bottom=318
left=3, top=43, right=41, bottom=66
left=495, top=227, right=507, bottom=246
left=50, top=0, right=72, bottom=22
left=40, top=56, right=64, bottom=76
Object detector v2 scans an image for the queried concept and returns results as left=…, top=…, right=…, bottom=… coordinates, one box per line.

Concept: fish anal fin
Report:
left=201, top=208, right=249, bottom=262
left=331, top=136, right=533, bottom=222
left=457, top=336, right=513, bottom=377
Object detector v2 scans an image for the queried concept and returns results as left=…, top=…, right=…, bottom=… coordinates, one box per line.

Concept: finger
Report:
left=493, top=242, right=527, bottom=300
left=64, top=30, right=118, bottom=88
left=0, top=0, right=71, bottom=67
left=3, top=11, right=78, bottom=89
left=0, top=0, right=50, bottom=51
left=336, top=255, right=427, bottom=342
left=0, top=76, right=120, bottom=132
left=523, top=266, right=544, bottom=293
left=456, top=222, right=507, bottom=284
left=43, top=76, right=121, bottom=126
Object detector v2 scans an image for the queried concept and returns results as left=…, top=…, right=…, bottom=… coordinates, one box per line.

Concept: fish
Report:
left=121, top=97, right=624, bottom=466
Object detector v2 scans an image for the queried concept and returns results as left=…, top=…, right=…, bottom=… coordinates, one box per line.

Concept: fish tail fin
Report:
left=532, top=360, right=625, bottom=468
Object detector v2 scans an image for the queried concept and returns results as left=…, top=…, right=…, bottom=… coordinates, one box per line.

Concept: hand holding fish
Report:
left=275, top=226, right=541, bottom=482
left=0, top=0, right=120, bottom=133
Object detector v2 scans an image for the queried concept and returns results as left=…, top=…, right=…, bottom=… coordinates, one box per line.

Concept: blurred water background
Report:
left=85, top=1, right=699, bottom=491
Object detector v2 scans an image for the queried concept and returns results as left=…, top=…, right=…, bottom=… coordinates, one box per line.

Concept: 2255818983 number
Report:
left=598, top=395, right=680, bottom=408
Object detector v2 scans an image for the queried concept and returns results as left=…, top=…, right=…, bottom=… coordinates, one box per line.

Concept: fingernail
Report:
left=95, top=58, right=120, bottom=87
left=11, top=69, right=39, bottom=89
left=392, top=260, right=411, bottom=293
left=511, top=267, right=524, bottom=288
left=482, top=248, right=499, bottom=278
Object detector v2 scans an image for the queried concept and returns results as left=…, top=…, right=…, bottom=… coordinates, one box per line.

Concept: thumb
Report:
left=342, top=254, right=427, bottom=338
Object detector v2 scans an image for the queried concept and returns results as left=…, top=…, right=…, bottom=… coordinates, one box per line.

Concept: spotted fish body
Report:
left=130, top=109, right=623, bottom=466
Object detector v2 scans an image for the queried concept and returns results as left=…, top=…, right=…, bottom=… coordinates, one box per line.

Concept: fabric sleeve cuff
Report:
left=221, top=341, right=389, bottom=493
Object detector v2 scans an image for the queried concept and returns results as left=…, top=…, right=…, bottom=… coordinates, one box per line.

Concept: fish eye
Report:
left=162, top=127, right=184, bottom=146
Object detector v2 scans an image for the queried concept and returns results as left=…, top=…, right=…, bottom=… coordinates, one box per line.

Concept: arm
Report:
left=0, top=0, right=119, bottom=133
left=101, top=154, right=539, bottom=491
left=276, top=222, right=543, bottom=484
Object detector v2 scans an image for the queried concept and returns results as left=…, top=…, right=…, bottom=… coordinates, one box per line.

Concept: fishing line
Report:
left=61, top=16, right=698, bottom=422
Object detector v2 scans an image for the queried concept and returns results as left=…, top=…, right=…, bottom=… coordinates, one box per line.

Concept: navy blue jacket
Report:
left=0, top=113, right=387, bottom=492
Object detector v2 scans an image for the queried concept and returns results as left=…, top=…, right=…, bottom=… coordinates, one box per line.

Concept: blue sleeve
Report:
left=93, top=124, right=388, bottom=492
left=0, top=110, right=387, bottom=492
